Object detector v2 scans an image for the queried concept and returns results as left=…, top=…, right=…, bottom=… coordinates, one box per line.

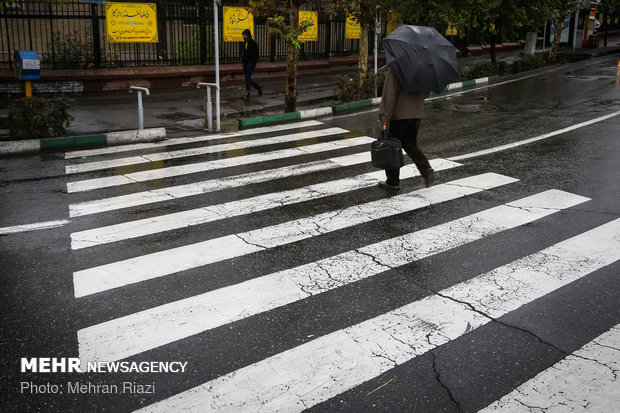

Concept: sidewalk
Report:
left=1, top=37, right=619, bottom=153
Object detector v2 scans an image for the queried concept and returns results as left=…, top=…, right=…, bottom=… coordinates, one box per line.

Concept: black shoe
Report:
left=423, top=169, right=436, bottom=188
left=378, top=181, right=400, bottom=190
left=258, top=87, right=263, bottom=97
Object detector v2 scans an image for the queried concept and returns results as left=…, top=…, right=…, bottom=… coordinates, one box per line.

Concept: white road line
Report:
left=65, top=127, right=348, bottom=174
left=480, top=324, right=620, bottom=412
left=66, top=136, right=374, bottom=193
left=0, top=219, right=70, bottom=235
left=69, top=152, right=371, bottom=217
left=134, top=218, right=618, bottom=413
left=448, top=109, right=620, bottom=161
left=77, top=189, right=587, bottom=363
left=70, top=159, right=462, bottom=249
left=72, top=173, right=519, bottom=297
left=64, top=120, right=323, bottom=159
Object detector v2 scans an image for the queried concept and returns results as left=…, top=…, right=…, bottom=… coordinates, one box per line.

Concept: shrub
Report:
left=7, top=96, right=75, bottom=140
left=460, top=62, right=499, bottom=81
left=335, top=67, right=388, bottom=103
left=47, top=30, right=94, bottom=69
left=509, top=54, right=547, bottom=74
left=460, top=53, right=548, bottom=81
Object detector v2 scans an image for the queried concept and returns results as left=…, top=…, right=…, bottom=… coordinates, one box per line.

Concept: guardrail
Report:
left=129, top=86, right=150, bottom=130
left=197, top=82, right=221, bottom=132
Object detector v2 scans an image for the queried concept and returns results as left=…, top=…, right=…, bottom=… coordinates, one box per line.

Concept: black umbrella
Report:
left=382, top=25, right=459, bottom=93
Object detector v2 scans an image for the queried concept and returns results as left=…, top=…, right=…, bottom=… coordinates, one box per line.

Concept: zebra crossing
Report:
left=64, top=120, right=619, bottom=412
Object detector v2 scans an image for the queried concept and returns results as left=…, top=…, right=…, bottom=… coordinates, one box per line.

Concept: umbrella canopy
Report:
left=382, top=25, right=459, bottom=93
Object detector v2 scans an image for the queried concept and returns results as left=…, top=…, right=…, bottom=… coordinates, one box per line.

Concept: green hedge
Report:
left=460, top=53, right=548, bottom=81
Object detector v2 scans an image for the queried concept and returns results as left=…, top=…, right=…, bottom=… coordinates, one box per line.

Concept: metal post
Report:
left=374, top=6, right=381, bottom=98
left=214, top=0, right=221, bottom=131
left=206, top=87, right=213, bottom=131
left=129, top=86, right=150, bottom=130
left=197, top=82, right=219, bottom=132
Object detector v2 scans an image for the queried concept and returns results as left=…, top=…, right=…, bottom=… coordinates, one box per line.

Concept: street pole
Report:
left=214, top=0, right=221, bottom=131
left=374, top=6, right=380, bottom=98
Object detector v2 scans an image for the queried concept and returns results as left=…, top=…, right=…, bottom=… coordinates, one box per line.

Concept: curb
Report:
left=237, top=75, right=499, bottom=129
left=444, top=75, right=500, bottom=91
left=0, top=127, right=166, bottom=155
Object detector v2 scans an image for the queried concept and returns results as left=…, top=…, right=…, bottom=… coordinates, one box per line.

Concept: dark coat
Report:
left=379, top=69, right=429, bottom=122
left=242, top=38, right=259, bottom=65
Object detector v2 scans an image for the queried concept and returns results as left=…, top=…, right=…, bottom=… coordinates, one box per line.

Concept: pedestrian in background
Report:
left=377, top=67, right=435, bottom=190
left=241, top=29, right=262, bottom=99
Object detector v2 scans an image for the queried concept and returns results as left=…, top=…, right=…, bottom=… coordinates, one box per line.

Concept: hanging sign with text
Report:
left=223, top=7, right=254, bottom=42
left=105, top=3, right=157, bottom=43
left=386, top=12, right=401, bottom=35
left=345, top=14, right=360, bottom=39
left=298, top=11, right=318, bottom=41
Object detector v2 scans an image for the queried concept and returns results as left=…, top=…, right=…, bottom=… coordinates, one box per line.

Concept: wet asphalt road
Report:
left=1, top=54, right=619, bottom=413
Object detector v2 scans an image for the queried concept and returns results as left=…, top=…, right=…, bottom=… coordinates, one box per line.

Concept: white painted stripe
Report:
left=72, top=173, right=518, bottom=297
left=480, top=324, right=620, bottom=412
left=299, top=107, right=333, bottom=119
left=474, top=76, right=491, bottom=85
left=448, top=110, right=620, bottom=161
left=64, top=120, right=323, bottom=159
left=78, top=189, right=585, bottom=363
left=70, top=159, right=462, bottom=249
left=65, top=127, right=348, bottom=174
left=69, top=152, right=371, bottom=217
left=134, top=218, right=618, bottom=413
left=0, top=219, right=70, bottom=235
left=66, top=136, right=375, bottom=193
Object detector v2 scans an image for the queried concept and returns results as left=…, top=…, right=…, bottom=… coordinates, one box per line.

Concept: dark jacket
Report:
left=379, top=68, right=429, bottom=122
left=242, top=38, right=259, bottom=65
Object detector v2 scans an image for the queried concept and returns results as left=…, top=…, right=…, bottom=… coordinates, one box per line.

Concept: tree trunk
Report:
left=524, top=32, right=537, bottom=55
left=285, top=42, right=299, bottom=113
left=358, top=20, right=369, bottom=89
left=285, top=3, right=299, bottom=113
left=548, top=16, right=566, bottom=63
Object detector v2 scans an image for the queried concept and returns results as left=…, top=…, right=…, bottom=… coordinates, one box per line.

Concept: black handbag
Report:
left=371, top=130, right=404, bottom=169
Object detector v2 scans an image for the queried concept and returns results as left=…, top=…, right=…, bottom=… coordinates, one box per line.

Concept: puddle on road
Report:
left=155, top=112, right=199, bottom=121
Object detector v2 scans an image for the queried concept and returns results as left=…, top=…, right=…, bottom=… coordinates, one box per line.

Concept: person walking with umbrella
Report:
left=377, top=25, right=459, bottom=190
left=378, top=68, right=434, bottom=189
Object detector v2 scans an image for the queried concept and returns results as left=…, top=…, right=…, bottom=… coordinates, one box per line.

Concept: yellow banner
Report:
left=105, top=3, right=158, bottom=43
left=345, top=14, right=360, bottom=39
left=223, top=7, right=254, bottom=42
left=386, top=12, right=401, bottom=35
left=445, top=26, right=458, bottom=36
left=299, top=11, right=318, bottom=41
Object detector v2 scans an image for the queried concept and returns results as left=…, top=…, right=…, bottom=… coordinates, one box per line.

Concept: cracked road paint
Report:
left=64, top=120, right=323, bottom=159
left=66, top=136, right=375, bottom=193
left=76, top=187, right=586, bottom=363
left=480, top=323, right=620, bottom=412
left=65, top=127, right=348, bottom=174
left=132, top=219, right=619, bottom=413
left=68, top=152, right=370, bottom=217
left=69, top=158, right=461, bottom=249
left=72, top=173, right=517, bottom=297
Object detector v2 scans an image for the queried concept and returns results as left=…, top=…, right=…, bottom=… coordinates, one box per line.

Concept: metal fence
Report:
left=0, top=1, right=365, bottom=70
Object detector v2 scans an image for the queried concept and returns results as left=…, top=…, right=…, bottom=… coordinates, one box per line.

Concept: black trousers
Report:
left=243, top=61, right=261, bottom=95
left=385, top=118, right=432, bottom=186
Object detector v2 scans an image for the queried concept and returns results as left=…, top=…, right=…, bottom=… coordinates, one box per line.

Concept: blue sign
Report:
left=15, top=50, right=40, bottom=81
